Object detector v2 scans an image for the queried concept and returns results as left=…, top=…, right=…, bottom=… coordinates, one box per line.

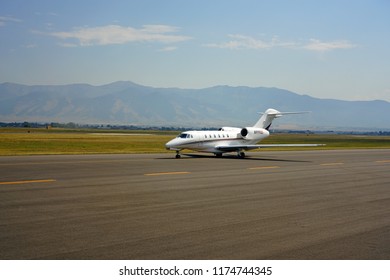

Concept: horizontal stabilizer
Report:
left=254, top=108, right=311, bottom=129
left=258, top=111, right=311, bottom=118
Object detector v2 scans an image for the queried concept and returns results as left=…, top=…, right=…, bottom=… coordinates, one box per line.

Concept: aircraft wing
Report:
left=216, top=144, right=324, bottom=152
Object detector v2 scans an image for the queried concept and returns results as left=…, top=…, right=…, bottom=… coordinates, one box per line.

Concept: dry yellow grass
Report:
left=0, top=128, right=389, bottom=156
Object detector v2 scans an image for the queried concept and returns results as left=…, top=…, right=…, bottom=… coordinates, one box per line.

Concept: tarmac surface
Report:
left=1, top=149, right=389, bottom=259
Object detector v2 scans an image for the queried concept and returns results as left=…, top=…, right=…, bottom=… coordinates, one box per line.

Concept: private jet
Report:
left=165, top=108, right=323, bottom=158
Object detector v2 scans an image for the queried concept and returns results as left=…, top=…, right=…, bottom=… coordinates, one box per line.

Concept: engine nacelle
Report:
left=240, top=127, right=267, bottom=140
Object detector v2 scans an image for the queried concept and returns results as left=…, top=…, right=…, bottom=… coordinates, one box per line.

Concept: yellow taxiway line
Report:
left=0, top=179, right=56, bottom=185
left=320, top=162, right=344, bottom=166
left=248, top=166, right=280, bottom=170
left=144, top=171, right=191, bottom=176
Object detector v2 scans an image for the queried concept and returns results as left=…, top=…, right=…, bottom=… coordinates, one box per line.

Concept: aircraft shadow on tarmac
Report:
left=158, top=153, right=311, bottom=163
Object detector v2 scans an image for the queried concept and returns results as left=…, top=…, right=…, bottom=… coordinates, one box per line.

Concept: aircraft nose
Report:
left=165, top=139, right=174, bottom=150
left=166, top=138, right=181, bottom=150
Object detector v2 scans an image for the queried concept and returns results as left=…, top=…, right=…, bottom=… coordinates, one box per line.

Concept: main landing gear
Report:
left=237, top=151, right=246, bottom=159
left=173, top=151, right=245, bottom=159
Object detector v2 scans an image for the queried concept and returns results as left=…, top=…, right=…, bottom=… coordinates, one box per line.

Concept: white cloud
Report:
left=204, top=34, right=274, bottom=50
left=204, top=35, right=355, bottom=52
left=303, top=39, right=356, bottom=52
left=25, top=44, right=38, bottom=49
left=46, top=24, right=192, bottom=46
left=158, top=46, right=178, bottom=52
left=0, top=16, right=22, bottom=27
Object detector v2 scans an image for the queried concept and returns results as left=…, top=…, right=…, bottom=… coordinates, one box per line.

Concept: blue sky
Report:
left=1, top=0, right=390, bottom=101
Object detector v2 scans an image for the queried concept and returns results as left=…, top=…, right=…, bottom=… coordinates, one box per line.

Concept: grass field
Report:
left=0, top=128, right=389, bottom=156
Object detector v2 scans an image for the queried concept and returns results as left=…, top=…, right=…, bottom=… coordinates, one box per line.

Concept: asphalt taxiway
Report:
left=0, top=149, right=389, bottom=259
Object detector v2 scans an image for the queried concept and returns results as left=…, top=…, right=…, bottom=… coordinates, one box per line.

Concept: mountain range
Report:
left=1, top=81, right=389, bottom=130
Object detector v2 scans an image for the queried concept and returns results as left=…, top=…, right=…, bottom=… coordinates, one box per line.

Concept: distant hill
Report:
left=1, top=81, right=389, bottom=130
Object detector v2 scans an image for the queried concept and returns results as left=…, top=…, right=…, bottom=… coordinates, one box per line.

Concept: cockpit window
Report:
left=177, top=133, right=194, bottom=138
left=178, top=133, right=188, bottom=138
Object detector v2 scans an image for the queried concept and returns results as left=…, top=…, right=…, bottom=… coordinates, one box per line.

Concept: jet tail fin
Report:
left=254, top=108, right=310, bottom=130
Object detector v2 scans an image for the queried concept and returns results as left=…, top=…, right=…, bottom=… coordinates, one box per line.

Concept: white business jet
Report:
left=165, top=108, right=323, bottom=158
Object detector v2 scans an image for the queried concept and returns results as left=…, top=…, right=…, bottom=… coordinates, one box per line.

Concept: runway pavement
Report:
left=0, top=149, right=389, bottom=259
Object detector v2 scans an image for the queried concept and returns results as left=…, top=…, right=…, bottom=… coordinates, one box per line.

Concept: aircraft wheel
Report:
left=215, top=153, right=223, bottom=158
left=238, top=152, right=246, bottom=158
left=175, top=153, right=181, bottom=159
